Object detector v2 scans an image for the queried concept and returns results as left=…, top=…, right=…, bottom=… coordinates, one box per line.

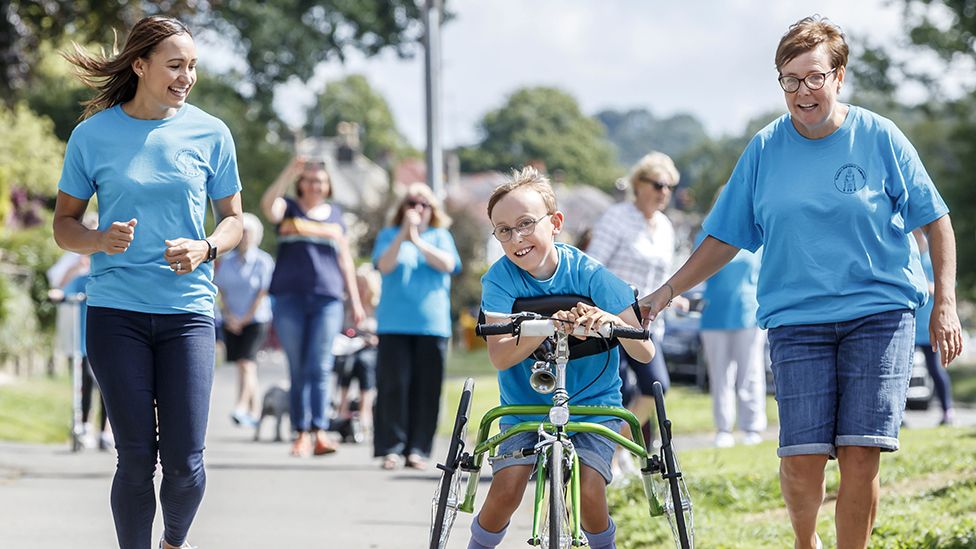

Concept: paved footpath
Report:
left=1, top=350, right=972, bottom=548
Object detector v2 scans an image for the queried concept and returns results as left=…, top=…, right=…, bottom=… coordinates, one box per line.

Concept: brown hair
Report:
left=487, top=166, right=557, bottom=220
left=62, top=16, right=192, bottom=120
left=775, top=16, right=848, bottom=72
left=391, top=182, right=452, bottom=228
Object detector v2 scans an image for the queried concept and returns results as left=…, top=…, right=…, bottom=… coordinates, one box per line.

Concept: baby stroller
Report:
left=330, top=328, right=378, bottom=443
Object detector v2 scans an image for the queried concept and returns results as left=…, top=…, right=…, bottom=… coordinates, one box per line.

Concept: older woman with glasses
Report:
left=372, top=183, right=461, bottom=470
left=639, top=16, right=962, bottom=549
left=585, top=151, right=683, bottom=458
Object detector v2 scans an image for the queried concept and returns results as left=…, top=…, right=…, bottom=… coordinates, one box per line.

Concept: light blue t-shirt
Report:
left=58, top=104, right=242, bottom=317
left=694, top=231, right=762, bottom=330
left=702, top=106, right=947, bottom=328
left=213, top=248, right=275, bottom=324
left=481, top=243, right=632, bottom=425
left=915, top=251, right=934, bottom=345
left=372, top=226, right=461, bottom=338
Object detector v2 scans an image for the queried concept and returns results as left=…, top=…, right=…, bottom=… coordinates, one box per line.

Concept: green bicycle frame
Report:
left=457, top=403, right=665, bottom=543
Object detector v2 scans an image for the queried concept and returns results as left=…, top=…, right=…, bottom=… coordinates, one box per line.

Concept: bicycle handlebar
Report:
left=475, top=318, right=649, bottom=340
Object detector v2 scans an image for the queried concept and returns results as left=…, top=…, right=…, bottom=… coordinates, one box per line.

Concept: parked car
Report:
left=905, top=347, right=934, bottom=410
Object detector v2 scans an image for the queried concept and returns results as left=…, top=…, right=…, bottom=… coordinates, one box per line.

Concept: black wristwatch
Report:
left=204, top=238, right=217, bottom=263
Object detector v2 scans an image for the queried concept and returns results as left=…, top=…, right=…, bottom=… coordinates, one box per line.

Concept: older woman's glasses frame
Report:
left=491, top=214, right=550, bottom=242
left=778, top=68, right=836, bottom=93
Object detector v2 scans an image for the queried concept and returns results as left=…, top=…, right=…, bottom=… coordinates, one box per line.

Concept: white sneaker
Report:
left=714, top=431, right=735, bottom=448
left=159, top=539, right=196, bottom=549
left=742, top=431, right=763, bottom=446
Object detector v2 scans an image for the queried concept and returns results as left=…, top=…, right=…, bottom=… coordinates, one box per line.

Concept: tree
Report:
left=0, top=102, right=64, bottom=225
left=852, top=0, right=976, bottom=299
left=4, top=1, right=429, bottom=113
left=458, top=87, right=622, bottom=189
left=307, top=74, right=414, bottom=166
left=596, top=108, right=708, bottom=167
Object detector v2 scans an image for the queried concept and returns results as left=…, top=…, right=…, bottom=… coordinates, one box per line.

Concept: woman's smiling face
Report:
left=779, top=44, right=846, bottom=139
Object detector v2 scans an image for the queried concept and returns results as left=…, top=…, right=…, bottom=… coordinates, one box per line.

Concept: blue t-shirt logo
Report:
left=834, top=163, right=866, bottom=194
left=175, top=148, right=205, bottom=178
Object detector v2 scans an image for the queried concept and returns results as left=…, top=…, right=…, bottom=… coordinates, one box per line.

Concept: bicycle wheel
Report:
left=653, top=381, right=694, bottom=549
left=429, top=377, right=475, bottom=549
left=539, top=439, right=571, bottom=549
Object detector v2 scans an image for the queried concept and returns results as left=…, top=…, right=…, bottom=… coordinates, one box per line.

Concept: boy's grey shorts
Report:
left=490, top=420, right=623, bottom=484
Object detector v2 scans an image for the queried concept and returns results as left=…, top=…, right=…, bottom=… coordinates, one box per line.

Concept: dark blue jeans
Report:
left=86, top=306, right=215, bottom=549
left=272, top=293, right=344, bottom=432
left=918, top=344, right=954, bottom=413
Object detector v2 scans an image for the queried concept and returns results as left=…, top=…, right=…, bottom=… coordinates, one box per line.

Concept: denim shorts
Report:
left=490, top=420, right=622, bottom=484
left=768, top=309, right=915, bottom=458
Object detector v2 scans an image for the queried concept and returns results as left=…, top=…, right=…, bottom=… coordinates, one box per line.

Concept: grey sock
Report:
left=468, top=515, right=507, bottom=549
left=583, top=517, right=616, bottom=549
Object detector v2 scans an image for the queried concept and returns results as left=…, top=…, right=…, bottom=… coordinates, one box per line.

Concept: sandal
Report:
left=406, top=453, right=428, bottom=470
left=290, top=434, right=311, bottom=457
left=381, top=453, right=402, bottom=470
left=313, top=434, right=338, bottom=456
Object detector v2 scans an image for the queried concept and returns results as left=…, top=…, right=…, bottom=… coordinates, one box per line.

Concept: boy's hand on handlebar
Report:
left=564, top=302, right=620, bottom=339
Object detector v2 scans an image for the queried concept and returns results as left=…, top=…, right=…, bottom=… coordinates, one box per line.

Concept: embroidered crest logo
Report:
left=175, top=148, right=205, bottom=178
left=833, top=163, right=866, bottom=194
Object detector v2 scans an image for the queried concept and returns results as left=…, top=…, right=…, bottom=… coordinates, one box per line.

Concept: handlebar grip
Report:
left=476, top=322, right=515, bottom=337
left=610, top=326, right=650, bottom=340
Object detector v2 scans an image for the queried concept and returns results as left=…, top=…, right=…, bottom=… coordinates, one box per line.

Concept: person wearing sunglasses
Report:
left=585, top=151, right=684, bottom=469
left=639, top=16, right=961, bottom=549
left=372, top=183, right=462, bottom=470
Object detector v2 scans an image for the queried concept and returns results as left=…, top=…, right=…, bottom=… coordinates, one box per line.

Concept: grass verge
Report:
left=0, top=373, right=72, bottom=444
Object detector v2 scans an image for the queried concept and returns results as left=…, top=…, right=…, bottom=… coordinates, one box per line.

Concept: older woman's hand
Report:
left=930, top=302, right=964, bottom=365
left=638, top=285, right=673, bottom=327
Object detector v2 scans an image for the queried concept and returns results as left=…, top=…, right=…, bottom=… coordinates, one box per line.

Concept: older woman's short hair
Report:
left=775, top=16, right=848, bottom=72
left=391, top=182, right=452, bottom=228
left=627, top=151, right=680, bottom=189
left=241, top=212, right=264, bottom=247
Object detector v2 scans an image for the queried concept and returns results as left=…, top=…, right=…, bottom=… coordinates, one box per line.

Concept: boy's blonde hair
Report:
left=487, top=166, right=557, bottom=219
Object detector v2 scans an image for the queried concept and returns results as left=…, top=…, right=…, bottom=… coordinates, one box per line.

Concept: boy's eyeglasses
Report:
left=492, top=214, right=550, bottom=242
left=778, top=68, right=836, bottom=93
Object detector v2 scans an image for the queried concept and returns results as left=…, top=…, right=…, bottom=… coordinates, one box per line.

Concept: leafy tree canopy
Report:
left=596, top=108, right=708, bottom=168
left=458, top=87, right=622, bottom=189
left=0, top=102, right=64, bottom=223
left=307, top=74, right=415, bottom=166
left=4, top=0, right=428, bottom=110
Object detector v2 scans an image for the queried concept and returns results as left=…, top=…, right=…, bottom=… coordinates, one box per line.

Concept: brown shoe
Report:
left=313, top=433, right=337, bottom=456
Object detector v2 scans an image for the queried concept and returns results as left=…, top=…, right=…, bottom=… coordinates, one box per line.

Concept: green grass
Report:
left=610, top=427, right=976, bottom=548
left=0, top=373, right=72, bottom=443
left=440, top=347, right=778, bottom=437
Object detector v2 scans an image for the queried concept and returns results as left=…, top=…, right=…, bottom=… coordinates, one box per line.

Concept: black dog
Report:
left=254, top=385, right=289, bottom=442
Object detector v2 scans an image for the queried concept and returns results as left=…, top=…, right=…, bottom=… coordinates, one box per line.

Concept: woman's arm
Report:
left=53, top=191, right=136, bottom=255
left=336, top=237, right=365, bottom=325
left=922, top=214, right=963, bottom=365
left=638, top=235, right=740, bottom=324
left=260, top=157, right=303, bottom=224
left=412, top=229, right=456, bottom=273
left=164, top=193, right=244, bottom=273
left=375, top=225, right=410, bottom=274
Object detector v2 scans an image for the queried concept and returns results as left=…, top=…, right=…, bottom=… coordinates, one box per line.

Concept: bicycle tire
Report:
left=548, top=439, right=565, bottom=549
left=429, top=377, right=475, bottom=549
left=653, top=381, right=694, bottom=549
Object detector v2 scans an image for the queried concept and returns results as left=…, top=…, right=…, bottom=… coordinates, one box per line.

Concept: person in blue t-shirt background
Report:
left=694, top=224, right=766, bottom=449
left=639, top=16, right=963, bottom=549
left=372, top=182, right=461, bottom=471
left=911, top=229, right=956, bottom=426
left=470, top=167, right=652, bottom=549
left=261, top=156, right=365, bottom=458
left=53, top=16, right=244, bottom=549
left=214, top=212, right=275, bottom=428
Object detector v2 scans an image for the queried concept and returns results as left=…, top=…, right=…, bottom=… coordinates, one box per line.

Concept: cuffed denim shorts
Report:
left=768, top=309, right=915, bottom=458
left=490, top=420, right=622, bottom=484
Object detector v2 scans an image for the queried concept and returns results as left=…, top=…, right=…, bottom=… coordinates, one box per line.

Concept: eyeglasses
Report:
left=405, top=199, right=431, bottom=210
left=492, top=214, right=550, bottom=242
left=637, top=177, right=677, bottom=191
left=778, top=68, right=837, bottom=93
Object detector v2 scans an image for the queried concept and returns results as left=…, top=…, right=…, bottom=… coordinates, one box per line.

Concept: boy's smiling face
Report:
left=490, top=187, right=563, bottom=279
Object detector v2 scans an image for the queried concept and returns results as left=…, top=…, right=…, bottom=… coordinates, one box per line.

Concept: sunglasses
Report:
left=637, top=177, right=677, bottom=191
left=406, top=199, right=431, bottom=210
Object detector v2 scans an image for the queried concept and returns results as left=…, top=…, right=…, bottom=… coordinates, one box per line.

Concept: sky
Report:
left=261, top=0, right=920, bottom=148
